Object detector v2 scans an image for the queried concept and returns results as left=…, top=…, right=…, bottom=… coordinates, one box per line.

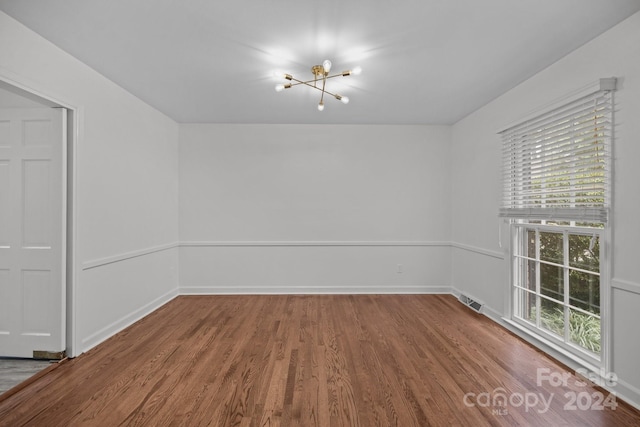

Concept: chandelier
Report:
left=275, top=60, right=362, bottom=111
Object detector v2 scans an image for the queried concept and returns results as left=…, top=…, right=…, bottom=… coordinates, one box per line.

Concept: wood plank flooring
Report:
left=0, top=294, right=638, bottom=426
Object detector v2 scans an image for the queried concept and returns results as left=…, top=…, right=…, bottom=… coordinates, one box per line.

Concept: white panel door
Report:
left=0, top=107, right=65, bottom=358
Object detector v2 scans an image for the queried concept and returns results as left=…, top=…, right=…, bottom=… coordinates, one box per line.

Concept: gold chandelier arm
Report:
left=319, top=74, right=327, bottom=104
left=324, top=72, right=351, bottom=80
left=288, top=72, right=350, bottom=86
left=288, top=79, right=341, bottom=98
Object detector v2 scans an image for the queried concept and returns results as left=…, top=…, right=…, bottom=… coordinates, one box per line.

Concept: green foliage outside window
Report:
left=532, top=306, right=601, bottom=354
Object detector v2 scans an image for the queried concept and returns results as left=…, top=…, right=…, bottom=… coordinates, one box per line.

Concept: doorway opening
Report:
left=0, top=79, right=76, bottom=362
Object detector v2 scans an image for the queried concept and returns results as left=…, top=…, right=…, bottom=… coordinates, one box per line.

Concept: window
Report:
left=512, top=223, right=603, bottom=359
left=499, top=79, right=615, bottom=365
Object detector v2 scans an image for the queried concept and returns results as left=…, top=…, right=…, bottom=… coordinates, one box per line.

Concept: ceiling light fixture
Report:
left=275, top=60, right=361, bottom=111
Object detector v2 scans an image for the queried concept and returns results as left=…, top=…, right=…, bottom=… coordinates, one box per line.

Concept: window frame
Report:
left=508, top=220, right=610, bottom=368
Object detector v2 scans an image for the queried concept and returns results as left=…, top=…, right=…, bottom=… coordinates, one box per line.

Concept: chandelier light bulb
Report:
left=318, top=102, right=325, bottom=111
left=340, top=96, right=349, bottom=104
left=322, top=59, right=332, bottom=73
left=351, top=66, right=362, bottom=75
left=275, top=84, right=285, bottom=92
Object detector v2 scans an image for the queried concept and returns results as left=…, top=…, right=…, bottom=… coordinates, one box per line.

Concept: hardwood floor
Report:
left=0, top=294, right=638, bottom=426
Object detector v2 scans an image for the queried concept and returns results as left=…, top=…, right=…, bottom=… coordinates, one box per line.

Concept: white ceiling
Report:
left=1, top=0, right=639, bottom=125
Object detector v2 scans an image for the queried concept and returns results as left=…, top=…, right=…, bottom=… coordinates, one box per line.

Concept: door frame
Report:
left=0, top=69, right=79, bottom=358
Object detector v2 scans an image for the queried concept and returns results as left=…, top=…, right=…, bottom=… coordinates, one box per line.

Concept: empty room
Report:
left=1, top=1, right=640, bottom=425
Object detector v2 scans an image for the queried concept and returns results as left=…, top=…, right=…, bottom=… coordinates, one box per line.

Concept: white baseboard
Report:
left=179, top=285, right=451, bottom=295
left=611, top=378, right=640, bottom=413
left=79, top=288, right=178, bottom=353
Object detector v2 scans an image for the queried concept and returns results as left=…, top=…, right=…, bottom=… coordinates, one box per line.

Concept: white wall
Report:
left=451, top=11, right=640, bottom=407
left=179, top=124, right=451, bottom=293
left=0, top=11, right=180, bottom=355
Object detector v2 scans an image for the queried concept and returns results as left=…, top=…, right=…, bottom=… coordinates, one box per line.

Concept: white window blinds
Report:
left=499, top=79, right=615, bottom=223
